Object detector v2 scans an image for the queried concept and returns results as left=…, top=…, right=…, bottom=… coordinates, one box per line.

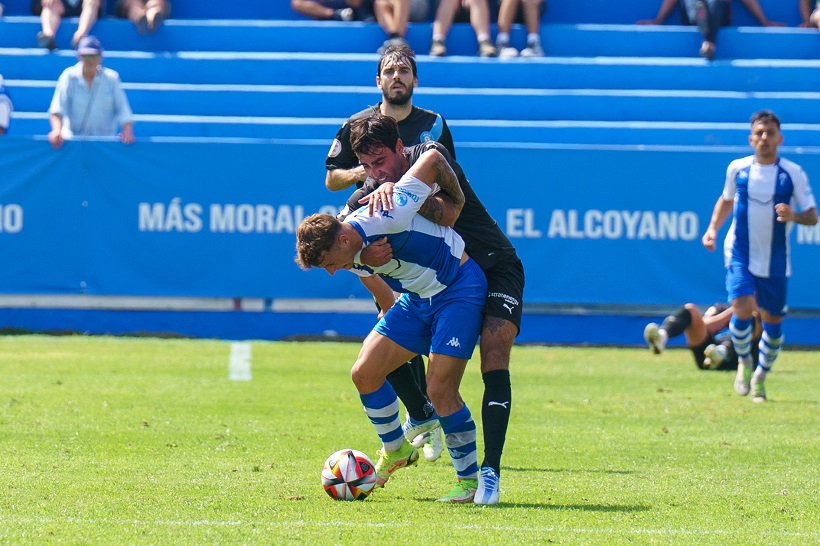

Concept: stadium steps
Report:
left=2, top=49, right=820, bottom=92
left=3, top=17, right=819, bottom=145
left=1, top=17, right=819, bottom=58
left=10, top=111, right=820, bottom=147
left=9, top=79, right=820, bottom=123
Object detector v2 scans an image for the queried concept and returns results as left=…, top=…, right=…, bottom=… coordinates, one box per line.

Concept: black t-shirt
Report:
left=344, top=142, right=518, bottom=270
left=325, top=104, right=456, bottom=188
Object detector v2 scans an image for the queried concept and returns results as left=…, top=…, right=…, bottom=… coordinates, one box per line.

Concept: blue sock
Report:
left=439, top=404, right=478, bottom=481
left=758, top=322, right=783, bottom=373
left=360, top=382, right=404, bottom=451
left=730, top=316, right=753, bottom=366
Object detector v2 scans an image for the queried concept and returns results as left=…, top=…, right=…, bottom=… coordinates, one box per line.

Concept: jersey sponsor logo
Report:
left=394, top=187, right=419, bottom=205
left=489, top=291, right=519, bottom=310
left=327, top=138, right=342, bottom=158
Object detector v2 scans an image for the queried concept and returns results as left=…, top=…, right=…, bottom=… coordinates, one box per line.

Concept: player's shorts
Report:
left=375, top=258, right=487, bottom=360
left=726, top=264, right=788, bottom=317
left=482, top=256, right=525, bottom=335
left=690, top=334, right=716, bottom=370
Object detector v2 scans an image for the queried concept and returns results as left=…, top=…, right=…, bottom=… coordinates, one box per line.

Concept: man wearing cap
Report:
left=48, top=35, right=135, bottom=150
left=0, top=75, right=12, bottom=136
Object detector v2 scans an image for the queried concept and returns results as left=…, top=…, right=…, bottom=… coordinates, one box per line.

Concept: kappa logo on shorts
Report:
left=446, top=337, right=461, bottom=348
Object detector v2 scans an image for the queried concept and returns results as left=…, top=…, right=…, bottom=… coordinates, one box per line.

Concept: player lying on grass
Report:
left=296, top=114, right=486, bottom=503
left=644, top=302, right=761, bottom=370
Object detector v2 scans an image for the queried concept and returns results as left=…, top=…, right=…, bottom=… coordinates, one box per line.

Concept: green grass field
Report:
left=0, top=335, right=817, bottom=545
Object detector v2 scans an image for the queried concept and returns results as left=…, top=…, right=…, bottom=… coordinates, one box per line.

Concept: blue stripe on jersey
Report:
left=428, top=114, right=444, bottom=142
left=733, top=166, right=751, bottom=268
left=770, top=165, right=793, bottom=277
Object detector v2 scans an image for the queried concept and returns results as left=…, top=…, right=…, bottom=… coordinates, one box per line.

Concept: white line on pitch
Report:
left=228, top=342, right=252, bottom=381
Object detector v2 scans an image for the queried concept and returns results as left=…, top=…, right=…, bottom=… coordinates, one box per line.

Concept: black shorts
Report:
left=690, top=334, right=717, bottom=370
left=482, top=256, right=525, bottom=335
left=690, top=334, right=737, bottom=371
left=31, top=0, right=100, bottom=17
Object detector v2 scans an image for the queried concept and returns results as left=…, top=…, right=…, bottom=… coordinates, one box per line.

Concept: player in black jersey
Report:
left=326, top=45, right=456, bottom=471
left=325, top=44, right=456, bottom=192
left=343, top=113, right=525, bottom=505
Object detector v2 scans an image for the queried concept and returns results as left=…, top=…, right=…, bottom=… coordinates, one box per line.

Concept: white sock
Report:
left=658, top=329, right=669, bottom=350
left=496, top=32, right=510, bottom=46
left=476, top=32, right=490, bottom=43
left=527, top=33, right=541, bottom=46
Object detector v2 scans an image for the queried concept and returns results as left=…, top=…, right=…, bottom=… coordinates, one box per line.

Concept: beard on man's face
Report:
left=384, top=86, right=413, bottom=106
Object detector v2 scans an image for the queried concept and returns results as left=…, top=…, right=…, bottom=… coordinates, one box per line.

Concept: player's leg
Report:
left=427, top=258, right=486, bottom=503
left=749, top=277, right=787, bottom=403
left=644, top=303, right=701, bottom=354
left=727, top=266, right=757, bottom=396
left=474, top=258, right=523, bottom=505
left=357, top=297, right=433, bottom=486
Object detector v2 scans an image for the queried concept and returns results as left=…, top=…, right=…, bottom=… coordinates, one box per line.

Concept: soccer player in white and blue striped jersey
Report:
left=296, top=115, right=487, bottom=502
left=702, top=110, right=817, bottom=402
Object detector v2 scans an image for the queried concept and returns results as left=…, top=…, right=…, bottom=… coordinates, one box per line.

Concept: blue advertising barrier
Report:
left=1, top=138, right=819, bottom=343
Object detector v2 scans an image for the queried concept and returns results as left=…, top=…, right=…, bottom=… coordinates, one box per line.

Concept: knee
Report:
left=350, top=361, right=374, bottom=394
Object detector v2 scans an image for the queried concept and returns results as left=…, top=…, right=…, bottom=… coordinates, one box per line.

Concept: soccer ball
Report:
left=321, top=448, right=377, bottom=501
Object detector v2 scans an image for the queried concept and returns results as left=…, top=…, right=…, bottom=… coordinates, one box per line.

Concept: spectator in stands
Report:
left=495, top=0, right=546, bottom=58
left=800, top=0, right=820, bottom=28
left=31, top=0, right=102, bottom=51
left=116, top=0, right=171, bottom=34
left=0, top=75, right=12, bottom=136
left=291, top=0, right=369, bottom=21
left=374, top=0, right=411, bottom=54
left=429, top=0, right=497, bottom=57
left=637, top=0, right=786, bottom=60
left=47, top=36, right=135, bottom=150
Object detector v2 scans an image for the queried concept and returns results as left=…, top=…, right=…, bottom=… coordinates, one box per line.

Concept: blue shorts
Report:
left=726, top=264, right=788, bottom=317
left=375, top=258, right=487, bottom=360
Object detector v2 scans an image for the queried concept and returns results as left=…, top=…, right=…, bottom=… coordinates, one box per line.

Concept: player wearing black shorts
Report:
left=325, top=45, right=457, bottom=471
left=644, top=302, right=761, bottom=371
left=344, top=135, right=525, bottom=505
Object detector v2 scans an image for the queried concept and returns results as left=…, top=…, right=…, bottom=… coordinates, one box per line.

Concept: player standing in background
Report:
left=326, top=44, right=456, bottom=464
left=702, top=110, right=817, bottom=402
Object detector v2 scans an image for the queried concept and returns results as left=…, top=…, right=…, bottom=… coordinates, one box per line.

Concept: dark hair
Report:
left=377, top=44, right=417, bottom=79
left=750, top=110, right=780, bottom=129
left=349, top=113, right=400, bottom=157
left=295, top=213, right=342, bottom=270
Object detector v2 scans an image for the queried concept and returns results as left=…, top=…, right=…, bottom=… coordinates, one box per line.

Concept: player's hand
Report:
left=702, top=228, right=717, bottom=251
left=360, top=236, right=393, bottom=267
left=775, top=203, right=794, bottom=223
left=359, top=182, right=395, bottom=216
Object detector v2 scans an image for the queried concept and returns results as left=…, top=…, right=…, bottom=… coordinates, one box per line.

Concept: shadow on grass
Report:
left=497, top=502, right=651, bottom=512
left=503, top=466, right=637, bottom=475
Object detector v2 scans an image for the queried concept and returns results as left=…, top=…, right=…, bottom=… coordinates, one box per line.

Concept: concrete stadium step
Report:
left=11, top=113, right=820, bottom=147
left=3, top=49, right=819, bottom=93
left=9, top=80, right=820, bottom=123
left=1, top=18, right=818, bottom=59
left=0, top=0, right=803, bottom=26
